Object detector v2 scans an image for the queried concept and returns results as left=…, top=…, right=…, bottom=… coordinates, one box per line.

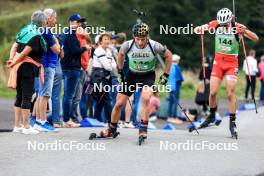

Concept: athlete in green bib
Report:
left=94, top=22, right=173, bottom=144
left=191, top=8, right=259, bottom=139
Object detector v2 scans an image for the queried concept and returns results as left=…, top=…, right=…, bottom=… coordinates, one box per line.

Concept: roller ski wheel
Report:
left=89, top=129, right=120, bottom=140
left=189, top=126, right=196, bottom=133
left=229, top=121, right=238, bottom=140
left=138, top=125, right=148, bottom=145
left=89, top=133, right=97, bottom=140
left=138, top=134, right=147, bottom=146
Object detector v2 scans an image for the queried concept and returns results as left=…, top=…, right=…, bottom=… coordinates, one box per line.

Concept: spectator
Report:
left=80, top=58, right=94, bottom=119
left=110, top=33, right=127, bottom=114
left=243, top=49, right=258, bottom=101
left=80, top=36, right=101, bottom=120
left=91, top=33, right=114, bottom=123
left=109, top=33, right=119, bottom=108
left=60, top=13, right=89, bottom=127
left=7, top=10, right=47, bottom=134
left=33, top=8, right=61, bottom=132
left=258, top=55, right=264, bottom=102
left=46, top=34, right=64, bottom=128
left=167, top=54, right=184, bottom=124
left=149, top=91, right=160, bottom=122
left=195, top=56, right=212, bottom=116
left=71, top=19, right=92, bottom=123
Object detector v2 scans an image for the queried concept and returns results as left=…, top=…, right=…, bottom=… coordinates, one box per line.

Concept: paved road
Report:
left=0, top=99, right=264, bottom=176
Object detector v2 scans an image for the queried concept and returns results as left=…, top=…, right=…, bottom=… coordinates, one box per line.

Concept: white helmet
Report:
left=217, top=8, right=233, bottom=25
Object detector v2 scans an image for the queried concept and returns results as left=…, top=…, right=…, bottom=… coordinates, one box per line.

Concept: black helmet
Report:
left=132, top=23, right=149, bottom=37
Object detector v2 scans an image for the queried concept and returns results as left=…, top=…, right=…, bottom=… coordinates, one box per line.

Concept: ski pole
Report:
left=176, top=100, right=199, bottom=134
left=201, top=34, right=206, bottom=87
left=166, top=86, right=199, bottom=134
left=155, top=54, right=199, bottom=134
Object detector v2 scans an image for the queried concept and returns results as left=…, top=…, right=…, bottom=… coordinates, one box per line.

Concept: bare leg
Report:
left=22, top=109, right=31, bottom=129
left=35, top=97, right=40, bottom=120
left=39, top=96, right=49, bottom=121
left=199, top=76, right=222, bottom=129
left=14, top=107, right=22, bottom=127
left=209, top=76, right=222, bottom=108
left=111, top=93, right=129, bottom=123
left=125, top=96, right=133, bottom=123
left=140, top=86, right=153, bottom=122
left=226, top=79, right=237, bottom=114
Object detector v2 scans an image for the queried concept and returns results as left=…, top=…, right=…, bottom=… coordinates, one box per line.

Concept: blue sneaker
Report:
left=33, top=121, right=45, bottom=132
left=42, top=122, right=59, bottom=132
left=34, top=121, right=59, bottom=132
left=30, top=117, right=36, bottom=127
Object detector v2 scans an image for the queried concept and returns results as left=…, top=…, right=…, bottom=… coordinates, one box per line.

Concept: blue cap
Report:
left=68, top=13, right=85, bottom=22
left=111, top=34, right=119, bottom=39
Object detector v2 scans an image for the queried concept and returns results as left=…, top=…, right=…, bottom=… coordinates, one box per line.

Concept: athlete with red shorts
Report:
left=192, top=8, right=259, bottom=139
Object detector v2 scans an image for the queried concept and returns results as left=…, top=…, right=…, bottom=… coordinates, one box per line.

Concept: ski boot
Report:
left=199, top=113, right=216, bottom=128
left=189, top=113, right=215, bottom=133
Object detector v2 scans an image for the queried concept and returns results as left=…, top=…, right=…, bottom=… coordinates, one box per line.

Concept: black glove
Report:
left=158, top=73, right=169, bottom=85
left=118, top=69, right=125, bottom=83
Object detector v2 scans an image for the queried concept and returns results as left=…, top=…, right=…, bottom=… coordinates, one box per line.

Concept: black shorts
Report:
left=119, top=71, right=156, bottom=97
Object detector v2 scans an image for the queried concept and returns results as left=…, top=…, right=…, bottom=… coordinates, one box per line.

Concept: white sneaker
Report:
left=22, top=127, right=40, bottom=135
left=13, top=125, right=24, bottom=133
left=33, top=122, right=46, bottom=132
left=118, top=121, right=125, bottom=128
left=124, top=122, right=135, bottom=128
left=149, top=115, right=157, bottom=122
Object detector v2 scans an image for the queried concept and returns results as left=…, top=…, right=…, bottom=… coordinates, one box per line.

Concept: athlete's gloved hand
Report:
left=158, top=73, right=169, bottom=85
left=118, top=69, right=125, bottom=83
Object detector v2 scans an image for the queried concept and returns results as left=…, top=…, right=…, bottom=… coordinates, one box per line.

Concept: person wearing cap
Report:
left=71, top=19, right=92, bottom=123
left=167, top=54, right=184, bottom=124
left=60, top=13, right=90, bottom=127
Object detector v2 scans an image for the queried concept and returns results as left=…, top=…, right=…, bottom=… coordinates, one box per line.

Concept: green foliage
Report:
left=0, top=87, right=16, bottom=99
left=0, top=0, right=263, bottom=99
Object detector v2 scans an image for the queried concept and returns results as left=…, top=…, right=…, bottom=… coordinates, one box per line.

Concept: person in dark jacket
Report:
left=60, top=13, right=89, bottom=127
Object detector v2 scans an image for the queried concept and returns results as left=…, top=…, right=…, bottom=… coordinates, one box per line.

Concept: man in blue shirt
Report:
left=34, top=8, right=61, bottom=132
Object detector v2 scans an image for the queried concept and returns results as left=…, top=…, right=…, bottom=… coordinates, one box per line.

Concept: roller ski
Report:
left=229, top=120, right=238, bottom=139
left=138, top=130, right=147, bottom=146
left=138, top=121, right=148, bottom=146
left=89, top=128, right=120, bottom=140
